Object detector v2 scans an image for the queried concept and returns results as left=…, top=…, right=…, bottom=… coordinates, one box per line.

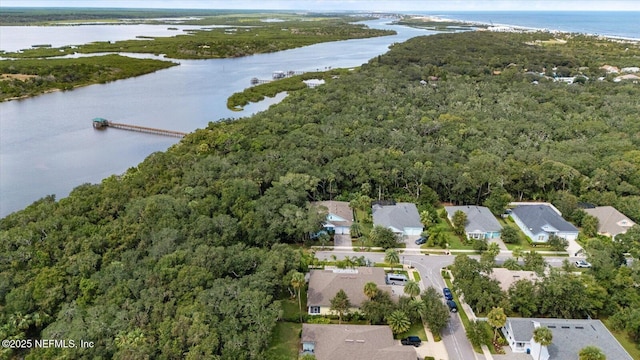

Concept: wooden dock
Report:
left=92, top=118, right=186, bottom=138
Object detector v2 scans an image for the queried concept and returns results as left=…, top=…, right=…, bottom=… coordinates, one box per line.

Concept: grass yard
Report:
left=264, top=322, right=302, bottom=359
left=397, top=320, right=428, bottom=341
left=602, top=318, right=640, bottom=360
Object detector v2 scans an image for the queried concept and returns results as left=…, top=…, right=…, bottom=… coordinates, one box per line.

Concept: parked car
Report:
left=415, top=237, right=427, bottom=245
left=443, top=287, right=453, bottom=300
left=447, top=300, right=458, bottom=313
left=400, top=336, right=422, bottom=347
left=575, top=260, right=592, bottom=268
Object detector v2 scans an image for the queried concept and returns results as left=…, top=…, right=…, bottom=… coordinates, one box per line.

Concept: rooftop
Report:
left=307, top=267, right=392, bottom=308
left=584, top=206, right=636, bottom=237
left=312, top=200, right=354, bottom=228
left=372, top=202, right=422, bottom=232
left=490, top=268, right=540, bottom=292
left=511, top=204, right=578, bottom=234
left=445, top=205, right=502, bottom=233
left=301, top=324, right=416, bottom=360
left=506, top=318, right=633, bottom=360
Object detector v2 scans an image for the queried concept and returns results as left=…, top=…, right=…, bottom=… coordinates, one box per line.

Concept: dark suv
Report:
left=401, top=336, right=422, bottom=347
left=443, top=287, right=453, bottom=300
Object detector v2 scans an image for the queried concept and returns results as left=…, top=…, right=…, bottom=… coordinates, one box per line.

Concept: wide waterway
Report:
left=0, top=19, right=434, bottom=217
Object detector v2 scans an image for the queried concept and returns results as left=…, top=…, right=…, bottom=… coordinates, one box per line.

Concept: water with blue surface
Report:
left=1, top=12, right=638, bottom=216
left=416, top=11, right=640, bottom=39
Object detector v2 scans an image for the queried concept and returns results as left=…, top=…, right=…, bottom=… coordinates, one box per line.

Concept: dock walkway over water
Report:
left=92, top=118, right=186, bottom=138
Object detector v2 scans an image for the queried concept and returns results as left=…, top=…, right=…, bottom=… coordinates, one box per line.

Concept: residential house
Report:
left=583, top=206, right=636, bottom=238
left=301, top=324, right=416, bottom=360
left=307, top=267, right=392, bottom=315
left=490, top=268, right=540, bottom=292
left=510, top=204, right=578, bottom=243
left=444, top=205, right=502, bottom=240
left=312, top=201, right=354, bottom=235
left=501, top=318, right=633, bottom=360
left=600, top=64, right=620, bottom=73
left=614, top=74, right=640, bottom=82
left=372, top=202, right=423, bottom=236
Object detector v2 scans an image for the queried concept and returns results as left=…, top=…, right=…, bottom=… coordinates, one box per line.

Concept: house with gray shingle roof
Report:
left=312, top=201, right=354, bottom=235
left=372, top=202, right=423, bottom=236
left=306, top=267, right=392, bottom=315
left=583, top=206, right=635, bottom=238
left=501, top=318, right=633, bottom=360
left=301, top=324, right=416, bottom=360
left=445, top=205, right=502, bottom=240
left=510, top=204, right=578, bottom=243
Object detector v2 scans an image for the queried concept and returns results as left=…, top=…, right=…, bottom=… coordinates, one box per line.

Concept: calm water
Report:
left=0, top=19, right=432, bottom=216
left=419, top=11, right=640, bottom=40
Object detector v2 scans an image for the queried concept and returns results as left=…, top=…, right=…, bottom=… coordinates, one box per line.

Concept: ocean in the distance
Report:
left=409, top=11, right=640, bottom=40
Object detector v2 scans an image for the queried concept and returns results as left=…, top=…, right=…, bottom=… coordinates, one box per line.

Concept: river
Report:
left=0, top=19, right=434, bottom=217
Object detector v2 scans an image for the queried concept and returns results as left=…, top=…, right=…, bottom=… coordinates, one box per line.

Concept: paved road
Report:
left=315, top=250, right=586, bottom=360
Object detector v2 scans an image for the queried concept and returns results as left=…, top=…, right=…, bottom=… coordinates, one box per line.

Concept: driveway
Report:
left=333, top=234, right=352, bottom=247
left=403, top=234, right=422, bottom=250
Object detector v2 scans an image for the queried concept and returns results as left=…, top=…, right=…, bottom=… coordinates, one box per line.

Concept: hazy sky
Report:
left=3, top=0, right=640, bottom=11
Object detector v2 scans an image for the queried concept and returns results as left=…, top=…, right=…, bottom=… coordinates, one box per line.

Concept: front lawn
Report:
left=396, top=320, right=428, bottom=341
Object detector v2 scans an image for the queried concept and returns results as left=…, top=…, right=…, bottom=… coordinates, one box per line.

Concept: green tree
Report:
left=420, top=287, right=451, bottom=336
left=581, top=215, right=599, bottom=238
left=486, top=307, right=507, bottom=342
left=508, top=280, right=538, bottom=317
left=452, top=210, right=468, bottom=236
left=533, top=326, right=553, bottom=360
left=404, top=280, right=420, bottom=298
left=579, top=345, right=606, bottom=360
left=350, top=222, right=363, bottom=238
left=291, top=271, right=306, bottom=323
left=363, top=282, right=378, bottom=300
left=548, top=235, right=569, bottom=251
left=483, top=189, right=512, bottom=216
left=330, top=289, right=351, bottom=324
left=501, top=226, right=520, bottom=244
left=386, top=310, right=411, bottom=335
left=466, top=320, right=491, bottom=347
left=370, top=225, right=401, bottom=249
left=385, top=248, right=400, bottom=270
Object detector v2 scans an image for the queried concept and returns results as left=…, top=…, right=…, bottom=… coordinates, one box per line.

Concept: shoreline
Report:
left=404, top=14, right=640, bottom=44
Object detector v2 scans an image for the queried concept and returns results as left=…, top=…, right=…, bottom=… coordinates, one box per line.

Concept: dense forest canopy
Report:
left=1, top=30, right=640, bottom=359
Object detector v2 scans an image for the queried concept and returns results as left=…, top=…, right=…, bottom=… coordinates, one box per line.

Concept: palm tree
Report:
left=364, top=282, right=378, bottom=300
left=579, top=346, right=606, bottom=360
left=512, top=246, right=524, bottom=262
left=486, top=307, right=507, bottom=342
left=404, top=280, right=420, bottom=298
left=533, top=326, right=553, bottom=360
left=291, top=271, right=306, bottom=322
left=385, top=249, right=400, bottom=270
left=386, top=310, right=411, bottom=335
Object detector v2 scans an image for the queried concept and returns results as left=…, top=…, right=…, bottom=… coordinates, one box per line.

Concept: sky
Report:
left=2, top=0, right=640, bottom=11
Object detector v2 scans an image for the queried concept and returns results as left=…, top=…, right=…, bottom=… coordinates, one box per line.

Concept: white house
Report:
left=510, top=204, right=578, bottom=243
left=501, top=318, right=633, bottom=360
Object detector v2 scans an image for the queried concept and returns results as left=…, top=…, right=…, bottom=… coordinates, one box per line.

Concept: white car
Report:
left=575, top=260, right=592, bottom=268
